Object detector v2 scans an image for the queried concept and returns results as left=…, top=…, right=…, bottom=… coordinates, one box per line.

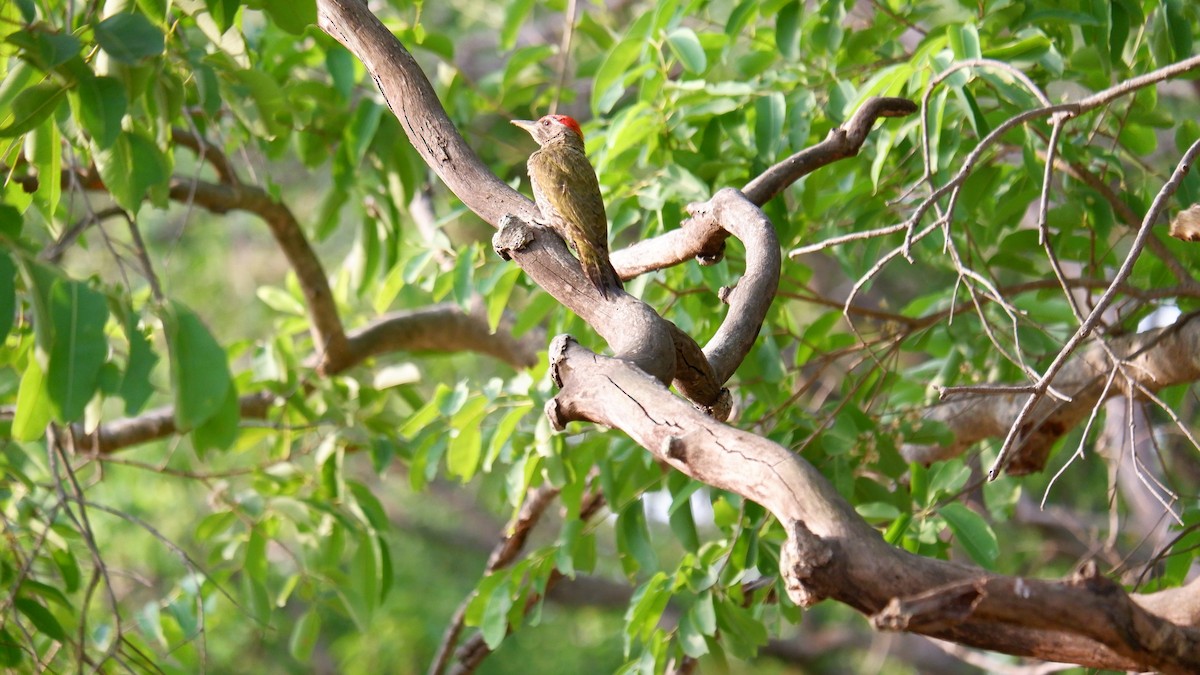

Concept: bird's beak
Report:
left=511, top=119, right=536, bottom=134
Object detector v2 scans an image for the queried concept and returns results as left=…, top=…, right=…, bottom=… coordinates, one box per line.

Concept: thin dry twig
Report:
left=987, top=139, right=1200, bottom=479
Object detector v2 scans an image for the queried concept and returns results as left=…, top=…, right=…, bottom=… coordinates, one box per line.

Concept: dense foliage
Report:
left=1, top=0, right=1199, bottom=672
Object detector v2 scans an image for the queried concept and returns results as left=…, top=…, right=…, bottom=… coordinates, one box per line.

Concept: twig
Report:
left=428, top=485, right=562, bottom=675
left=550, top=0, right=578, bottom=115
left=987, top=139, right=1200, bottom=479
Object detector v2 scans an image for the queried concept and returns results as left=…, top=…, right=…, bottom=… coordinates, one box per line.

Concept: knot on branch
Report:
left=548, top=333, right=574, bottom=388
left=696, top=388, right=733, bottom=422
left=1068, top=560, right=1121, bottom=595
left=872, top=580, right=986, bottom=633
left=663, top=435, right=687, bottom=461
left=781, top=520, right=833, bottom=607
left=492, top=214, right=537, bottom=261
left=683, top=199, right=728, bottom=265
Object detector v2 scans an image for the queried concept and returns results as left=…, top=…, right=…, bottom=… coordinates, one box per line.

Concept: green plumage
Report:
left=514, top=116, right=623, bottom=298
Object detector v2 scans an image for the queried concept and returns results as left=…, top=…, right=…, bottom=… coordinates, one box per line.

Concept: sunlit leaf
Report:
left=0, top=82, right=66, bottom=137
left=940, top=502, right=999, bottom=568
left=262, top=0, right=315, bottom=35
left=162, top=301, right=232, bottom=431
left=94, top=13, right=165, bottom=63
left=46, top=279, right=109, bottom=422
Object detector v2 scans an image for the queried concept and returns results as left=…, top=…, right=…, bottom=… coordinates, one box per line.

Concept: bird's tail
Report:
left=581, top=254, right=624, bottom=300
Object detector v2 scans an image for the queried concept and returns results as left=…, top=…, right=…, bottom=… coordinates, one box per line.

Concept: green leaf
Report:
left=982, top=33, right=1051, bottom=61
left=289, top=609, right=321, bottom=661
left=162, top=301, right=232, bottom=431
left=714, top=596, right=768, bottom=659
left=262, top=0, right=315, bottom=35
left=0, top=250, right=14, bottom=341
left=46, top=279, right=109, bottom=422
left=754, top=91, right=785, bottom=159
left=593, top=36, right=645, bottom=115
left=191, top=382, right=240, bottom=453
left=75, top=74, right=126, bottom=149
left=481, top=575, right=514, bottom=649
left=0, top=204, right=20, bottom=240
left=0, top=627, right=21, bottom=667
left=949, top=23, right=981, bottom=60
left=486, top=266, right=522, bottom=333
left=0, top=61, right=37, bottom=115
left=95, top=130, right=170, bottom=211
left=28, top=117, right=61, bottom=218
left=501, top=0, right=535, bottom=50
left=484, top=403, right=532, bottom=471
left=926, top=459, right=969, bottom=501
left=245, top=527, right=267, bottom=583
left=13, top=357, right=53, bottom=441
left=775, top=1, right=801, bottom=60
left=7, top=30, right=81, bottom=71
left=666, top=28, right=706, bottom=74
left=14, top=597, right=66, bottom=641
left=940, top=502, right=999, bottom=568
left=447, top=396, right=489, bottom=481
left=624, top=572, right=670, bottom=651
left=51, top=548, right=81, bottom=594
left=353, top=531, right=382, bottom=618
left=203, top=0, right=242, bottom=32
left=1120, top=123, right=1157, bottom=156
left=1162, top=0, right=1192, bottom=60
left=94, top=13, right=165, bottom=63
left=119, top=316, right=158, bottom=415
left=0, top=82, right=66, bottom=137
left=256, top=286, right=306, bottom=315
left=616, top=501, right=656, bottom=576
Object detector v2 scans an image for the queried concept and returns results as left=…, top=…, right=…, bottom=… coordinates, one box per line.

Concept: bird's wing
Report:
left=529, top=148, right=608, bottom=241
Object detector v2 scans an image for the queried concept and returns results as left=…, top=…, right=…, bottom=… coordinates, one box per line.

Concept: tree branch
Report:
left=315, top=0, right=536, bottom=228
left=40, top=302, right=536, bottom=454
left=342, top=301, right=540, bottom=372
left=902, top=312, right=1200, bottom=472
left=543, top=336, right=1200, bottom=673
left=611, top=96, right=918, bottom=278
left=165, top=176, right=349, bottom=374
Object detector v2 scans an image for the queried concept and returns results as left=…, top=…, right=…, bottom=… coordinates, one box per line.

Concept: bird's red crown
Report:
left=546, top=114, right=583, bottom=140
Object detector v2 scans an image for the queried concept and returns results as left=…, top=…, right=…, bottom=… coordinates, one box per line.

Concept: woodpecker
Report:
left=512, top=114, right=623, bottom=299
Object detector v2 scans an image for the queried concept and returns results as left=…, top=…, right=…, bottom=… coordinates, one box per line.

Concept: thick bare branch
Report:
left=687, top=188, right=780, bottom=384
left=316, top=0, right=535, bottom=228
left=492, top=215, right=680, bottom=383
left=544, top=336, right=1200, bottom=672
left=343, top=302, right=540, bottom=371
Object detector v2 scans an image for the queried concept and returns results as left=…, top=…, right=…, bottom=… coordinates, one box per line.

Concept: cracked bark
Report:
left=544, top=337, right=1200, bottom=673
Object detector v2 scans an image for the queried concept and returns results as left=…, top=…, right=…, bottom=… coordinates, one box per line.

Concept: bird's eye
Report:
left=541, top=119, right=550, bottom=126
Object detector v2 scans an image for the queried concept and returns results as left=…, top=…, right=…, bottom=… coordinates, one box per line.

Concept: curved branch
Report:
left=315, top=0, right=536, bottom=228
left=492, top=216, right=680, bottom=384
left=544, top=336, right=1200, bottom=673
left=45, top=303, right=537, bottom=454
left=902, top=311, right=1200, bottom=472
left=610, top=96, right=918, bottom=278
left=165, top=177, right=349, bottom=374
left=342, top=301, right=540, bottom=372
left=743, top=96, right=919, bottom=206
left=69, top=391, right=277, bottom=454
left=686, top=188, right=781, bottom=385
